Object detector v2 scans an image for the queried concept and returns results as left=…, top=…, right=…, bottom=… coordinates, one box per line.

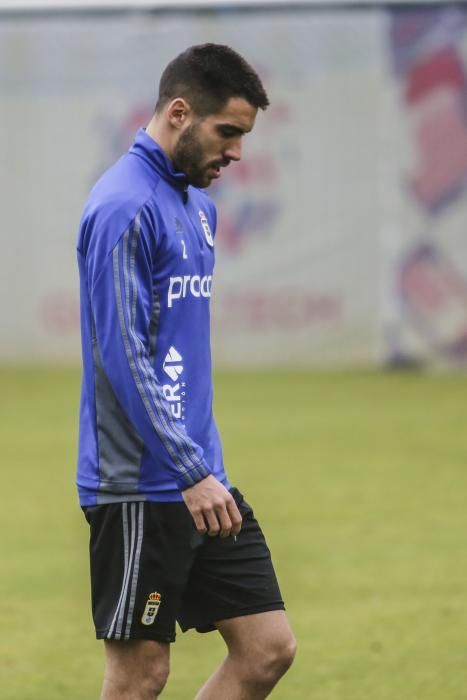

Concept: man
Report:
left=77, top=43, right=296, bottom=699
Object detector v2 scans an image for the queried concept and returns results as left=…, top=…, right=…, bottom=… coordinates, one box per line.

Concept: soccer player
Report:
left=77, top=43, right=296, bottom=699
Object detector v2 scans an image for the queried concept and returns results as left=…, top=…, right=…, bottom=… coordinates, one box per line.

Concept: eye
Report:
left=218, top=126, right=239, bottom=138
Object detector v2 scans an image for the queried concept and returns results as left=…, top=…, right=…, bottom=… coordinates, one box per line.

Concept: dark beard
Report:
left=172, top=124, right=210, bottom=188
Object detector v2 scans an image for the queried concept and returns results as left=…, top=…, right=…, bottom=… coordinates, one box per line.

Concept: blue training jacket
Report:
left=76, top=129, right=229, bottom=505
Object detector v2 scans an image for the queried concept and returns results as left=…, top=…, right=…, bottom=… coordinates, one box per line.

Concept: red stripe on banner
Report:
left=405, top=48, right=466, bottom=105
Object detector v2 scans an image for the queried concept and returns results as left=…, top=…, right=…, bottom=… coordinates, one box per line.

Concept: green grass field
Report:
left=1, top=367, right=467, bottom=699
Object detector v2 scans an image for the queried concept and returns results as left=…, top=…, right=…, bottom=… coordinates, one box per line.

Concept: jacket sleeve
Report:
left=86, top=206, right=211, bottom=491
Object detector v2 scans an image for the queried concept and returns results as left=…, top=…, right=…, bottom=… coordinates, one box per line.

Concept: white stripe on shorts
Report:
left=106, top=502, right=144, bottom=640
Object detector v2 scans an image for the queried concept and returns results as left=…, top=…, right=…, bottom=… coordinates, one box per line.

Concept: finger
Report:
left=215, top=503, right=233, bottom=538
left=191, top=508, right=207, bottom=535
left=226, top=499, right=242, bottom=537
left=204, top=508, right=221, bottom=537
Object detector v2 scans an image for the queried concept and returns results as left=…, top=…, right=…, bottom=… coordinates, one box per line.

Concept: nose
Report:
left=224, top=138, right=242, bottom=162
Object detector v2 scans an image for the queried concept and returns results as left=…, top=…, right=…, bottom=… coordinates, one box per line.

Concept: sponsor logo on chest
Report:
left=167, top=274, right=212, bottom=308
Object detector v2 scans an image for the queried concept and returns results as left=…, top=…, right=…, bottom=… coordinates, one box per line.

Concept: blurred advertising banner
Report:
left=384, top=6, right=467, bottom=367
left=0, top=5, right=466, bottom=367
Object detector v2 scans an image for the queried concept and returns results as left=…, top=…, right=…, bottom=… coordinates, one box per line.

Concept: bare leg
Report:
left=195, top=611, right=296, bottom=700
left=101, top=639, right=170, bottom=700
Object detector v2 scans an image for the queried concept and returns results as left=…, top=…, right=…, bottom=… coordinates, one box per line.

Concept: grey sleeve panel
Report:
left=92, top=322, right=145, bottom=494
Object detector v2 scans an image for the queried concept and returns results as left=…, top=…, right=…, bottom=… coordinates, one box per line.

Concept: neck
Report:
left=145, top=114, right=176, bottom=161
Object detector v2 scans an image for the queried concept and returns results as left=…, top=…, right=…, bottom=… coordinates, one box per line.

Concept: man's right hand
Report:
left=182, top=475, right=242, bottom=538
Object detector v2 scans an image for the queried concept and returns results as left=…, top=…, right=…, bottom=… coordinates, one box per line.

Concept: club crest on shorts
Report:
left=141, top=592, right=162, bottom=626
left=199, top=210, right=214, bottom=247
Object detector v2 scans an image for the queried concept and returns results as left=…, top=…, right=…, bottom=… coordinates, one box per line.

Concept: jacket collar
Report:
left=129, top=128, right=189, bottom=195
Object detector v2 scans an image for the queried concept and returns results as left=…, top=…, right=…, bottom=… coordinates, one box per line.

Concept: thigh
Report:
left=84, top=500, right=201, bottom=643
left=217, top=610, right=295, bottom=656
left=103, top=638, right=170, bottom=679
left=177, top=488, right=285, bottom=634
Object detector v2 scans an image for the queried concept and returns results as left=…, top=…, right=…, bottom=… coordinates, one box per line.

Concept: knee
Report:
left=244, top=634, right=297, bottom=688
left=281, top=634, right=297, bottom=673
left=105, top=658, right=169, bottom=699
left=268, top=634, right=297, bottom=678
left=143, top=656, right=170, bottom=696
left=103, top=640, right=170, bottom=699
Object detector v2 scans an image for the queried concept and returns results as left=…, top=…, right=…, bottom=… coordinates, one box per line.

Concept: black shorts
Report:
left=83, top=488, right=284, bottom=643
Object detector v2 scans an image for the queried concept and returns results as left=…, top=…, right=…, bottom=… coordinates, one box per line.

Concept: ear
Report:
left=166, top=98, right=191, bottom=130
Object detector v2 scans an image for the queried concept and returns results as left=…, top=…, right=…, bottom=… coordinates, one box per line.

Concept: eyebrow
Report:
left=217, top=123, right=250, bottom=136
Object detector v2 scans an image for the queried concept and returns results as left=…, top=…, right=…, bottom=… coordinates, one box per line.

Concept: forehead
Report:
left=208, top=97, right=257, bottom=132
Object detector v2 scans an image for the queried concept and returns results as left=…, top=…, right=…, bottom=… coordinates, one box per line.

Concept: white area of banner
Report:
left=0, top=6, right=466, bottom=366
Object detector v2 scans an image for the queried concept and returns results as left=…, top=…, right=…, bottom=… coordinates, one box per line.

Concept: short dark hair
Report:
left=155, top=43, right=269, bottom=116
